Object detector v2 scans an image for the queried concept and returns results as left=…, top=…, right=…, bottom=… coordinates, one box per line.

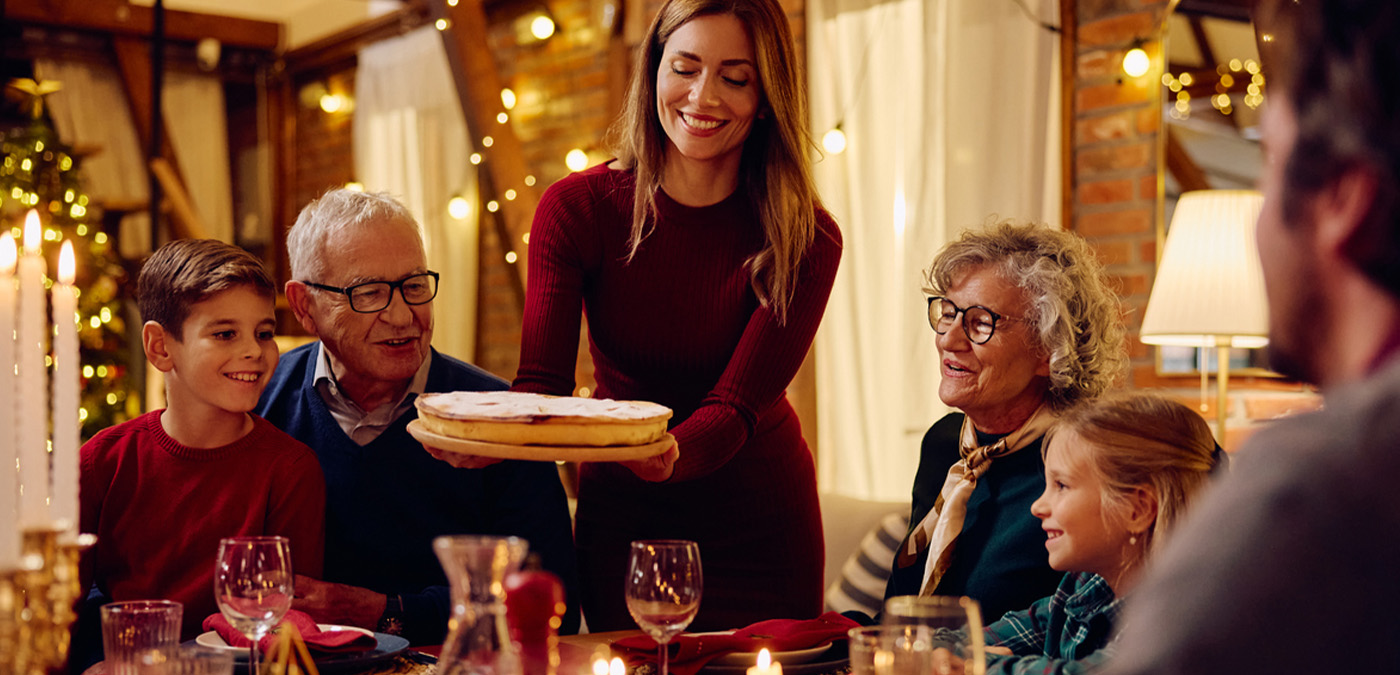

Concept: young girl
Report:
left=978, top=392, right=1222, bottom=674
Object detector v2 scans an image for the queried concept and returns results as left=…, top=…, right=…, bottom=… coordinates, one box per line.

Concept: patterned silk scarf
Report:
left=901, top=404, right=1057, bottom=596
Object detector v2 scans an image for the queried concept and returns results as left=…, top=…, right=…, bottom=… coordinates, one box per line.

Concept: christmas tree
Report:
left=0, top=78, right=141, bottom=439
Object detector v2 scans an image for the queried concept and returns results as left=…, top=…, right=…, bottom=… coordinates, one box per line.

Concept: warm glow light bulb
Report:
left=320, top=93, right=343, bottom=113
left=501, top=88, right=517, bottom=110
left=1122, top=47, right=1150, bottom=78
left=531, top=14, right=556, bottom=40
left=345, top=182, right=364, bottom=192
left=470, top=153, right=482, bottom=165
left=821, top=127, right=847, bottom=154
left=448, top=197, right=471, bottom=220
left=435, top=18, right=450, bottom=31
left=565, top=149, right=589, bottom=172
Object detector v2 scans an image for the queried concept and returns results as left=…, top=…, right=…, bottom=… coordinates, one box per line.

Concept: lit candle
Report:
left=16, top=210, right=49, bottom=529
left=51, top=241, right=78, bottom=532
left=0, top=232, right=17, bottom=567
left=747, top=649, right=782, bottom=675
left=609, top=658, right=626, bottom=675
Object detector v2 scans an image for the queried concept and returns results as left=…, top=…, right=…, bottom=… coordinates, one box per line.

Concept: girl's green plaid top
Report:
left=982, top=572, right=1122, bottom=674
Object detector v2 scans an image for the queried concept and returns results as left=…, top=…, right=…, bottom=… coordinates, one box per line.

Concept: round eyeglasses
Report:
left=302, top=271, right=439, bottom=313
left=927, top=296, right=1019, bottom=345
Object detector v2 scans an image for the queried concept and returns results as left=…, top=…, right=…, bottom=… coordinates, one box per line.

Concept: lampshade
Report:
left=1140, top=189, right=1269, bottom=348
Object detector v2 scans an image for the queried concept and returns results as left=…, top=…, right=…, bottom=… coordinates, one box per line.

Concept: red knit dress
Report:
left=515, top=164, right=842, bottom=631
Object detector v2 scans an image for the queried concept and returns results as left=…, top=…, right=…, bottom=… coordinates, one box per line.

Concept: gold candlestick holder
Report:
left=2, top=526, right=95, bottom=675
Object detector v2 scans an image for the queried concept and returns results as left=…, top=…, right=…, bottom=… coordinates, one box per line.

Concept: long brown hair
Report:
left=609, top=0, right=821, bottom=323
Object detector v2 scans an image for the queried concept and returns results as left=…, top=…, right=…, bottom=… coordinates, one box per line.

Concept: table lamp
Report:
left=1140, top=189, right=1268, bottom=441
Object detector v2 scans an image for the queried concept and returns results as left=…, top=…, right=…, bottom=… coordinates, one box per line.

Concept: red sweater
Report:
left=80, top=411, right=326, bottom=639
left=516, top=164, right=843, bottom=481
left=515, top=164, right=842, bottom=629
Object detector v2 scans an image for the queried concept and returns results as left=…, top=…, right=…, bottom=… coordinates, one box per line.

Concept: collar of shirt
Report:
left=1062, top=573, right=1122, bottom=624
left=313, top=343, right=432, bottom=445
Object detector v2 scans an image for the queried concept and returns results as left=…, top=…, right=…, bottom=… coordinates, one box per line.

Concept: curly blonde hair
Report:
left=924, top=219, right=1127, bottom=410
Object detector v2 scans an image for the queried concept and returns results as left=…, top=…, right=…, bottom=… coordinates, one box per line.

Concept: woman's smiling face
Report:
left=655, top=13, right=762, bottom=171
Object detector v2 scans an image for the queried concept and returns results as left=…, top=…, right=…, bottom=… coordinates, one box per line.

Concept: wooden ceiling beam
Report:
left=1165, top=125, right=1212, bottom=193
left=112, top=35, right=201, bottom=244
left=284, top=3, right=432, bottom=76
left=3, top=0, right=281, bottom=50
left=430, top=0, right=536, bottom=290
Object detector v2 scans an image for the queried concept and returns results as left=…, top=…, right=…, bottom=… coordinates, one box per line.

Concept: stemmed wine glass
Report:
left=625, top=540, right=702, bottom=675
left=215, top=536, right=294, bottom=675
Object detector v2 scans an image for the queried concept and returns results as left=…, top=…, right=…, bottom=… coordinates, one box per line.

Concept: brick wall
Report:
left=1067, top=0, right=1320, bottom=449
left=291, top=69, right=357, bottom=228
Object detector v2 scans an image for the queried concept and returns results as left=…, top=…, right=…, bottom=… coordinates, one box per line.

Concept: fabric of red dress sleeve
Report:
left=667, top=213, right=843, bottom=482
left=514, top=175, right=599, bottom=396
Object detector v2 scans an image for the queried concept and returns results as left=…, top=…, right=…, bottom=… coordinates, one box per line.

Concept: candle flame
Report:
left=757, top=649, right=772, bottom=669
left=0, top=233, right=15, bottom=274
left=592, top=659, right=609, bottom=675
left=23, top=210, right=40, bottom=255
left=609, top=657, right=625, bottom=675
left=58, top=241, right=75, bottom=284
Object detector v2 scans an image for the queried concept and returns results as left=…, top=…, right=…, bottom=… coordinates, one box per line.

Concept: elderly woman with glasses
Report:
left=884, top=220, right=1127, bottom=620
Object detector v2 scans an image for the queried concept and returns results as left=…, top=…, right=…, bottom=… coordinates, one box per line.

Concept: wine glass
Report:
left=214, top=536, right=293, bottom=675
left=625, top=540, right=702, bottom=675
left=881, top=595, right=986, bottom=675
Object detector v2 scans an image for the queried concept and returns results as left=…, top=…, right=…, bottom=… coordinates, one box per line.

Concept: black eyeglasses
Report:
left=302, top=271, right=440, bottom=313
left=927, top=296, right=1020, bottom=345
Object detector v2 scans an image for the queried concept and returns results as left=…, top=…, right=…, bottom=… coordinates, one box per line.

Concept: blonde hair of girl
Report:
left=1048, top=392, right=1219, bottom=570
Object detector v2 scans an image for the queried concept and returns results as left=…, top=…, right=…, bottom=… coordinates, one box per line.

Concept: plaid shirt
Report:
left=981, top=572, right=1122, bottom=675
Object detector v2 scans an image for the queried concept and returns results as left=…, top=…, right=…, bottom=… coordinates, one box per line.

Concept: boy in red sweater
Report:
left=76, top=239, right=326, bottom=660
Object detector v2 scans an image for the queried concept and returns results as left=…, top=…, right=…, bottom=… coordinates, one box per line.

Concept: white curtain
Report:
left=163, top=70, right=234, bottom=243
left=354, top=26, right=479, bottom=362
left=34, top=59, right=151, bottom=259
left=37, top=61, right=236, bottom=247
left=809, top=0, right=1061, bottom=500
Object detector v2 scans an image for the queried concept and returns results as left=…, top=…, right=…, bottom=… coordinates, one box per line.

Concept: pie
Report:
left=414, top=391, right=673, bottom=447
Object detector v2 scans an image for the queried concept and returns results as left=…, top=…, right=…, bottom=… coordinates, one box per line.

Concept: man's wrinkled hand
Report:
left=620, top=441, right=679, bottom=482
left=423, top=443, right=503, bottom=469
left=292, top=575, right=387, bottom=629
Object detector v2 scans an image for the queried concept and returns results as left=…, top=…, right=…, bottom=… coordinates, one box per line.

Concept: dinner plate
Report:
left=690, top=632, right=835, bottom=667
left=407, top=419, right=675, bottom=462
left=195, top=624, right=374, bottom=651
left=188, top=626, right=408, bottom=674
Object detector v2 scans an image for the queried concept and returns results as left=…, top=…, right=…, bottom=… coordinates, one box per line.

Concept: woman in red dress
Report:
left=515, top=0, right=842, bottom=631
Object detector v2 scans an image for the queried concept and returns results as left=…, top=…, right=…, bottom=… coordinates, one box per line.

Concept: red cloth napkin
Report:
left=202, top=609, right=378, bottom=655
left=612, top=612, right=859, bottom=675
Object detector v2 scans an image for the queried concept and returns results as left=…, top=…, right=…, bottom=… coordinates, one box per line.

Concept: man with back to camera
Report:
left=1106, top=1, right=1400, bottom=672
left=257, top=188, right=580, bottom=644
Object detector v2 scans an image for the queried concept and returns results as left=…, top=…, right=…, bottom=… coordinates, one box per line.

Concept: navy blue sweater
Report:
left=257, top=343, right=580, bottom=643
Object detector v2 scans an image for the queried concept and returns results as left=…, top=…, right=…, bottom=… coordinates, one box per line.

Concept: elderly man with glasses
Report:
left=257, top=188, right=579, bottom=643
